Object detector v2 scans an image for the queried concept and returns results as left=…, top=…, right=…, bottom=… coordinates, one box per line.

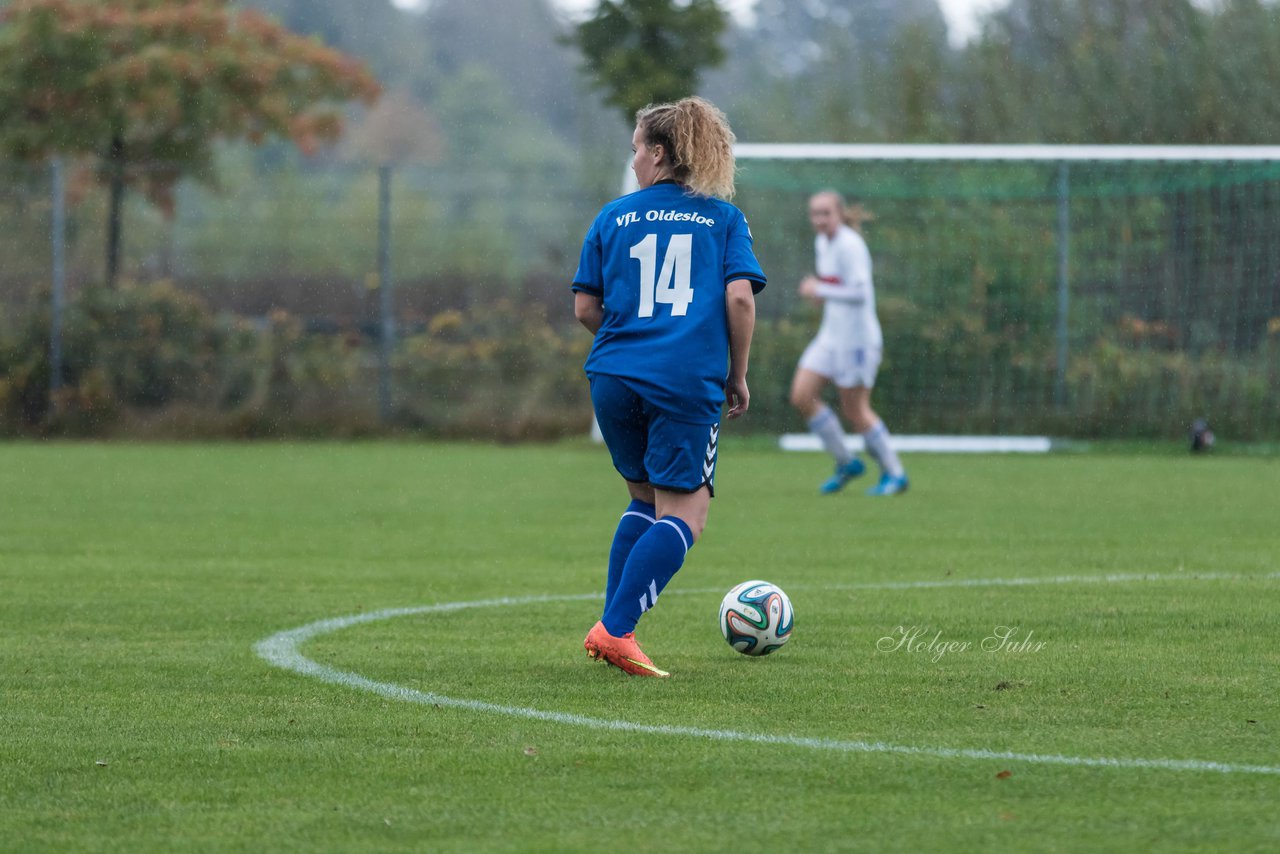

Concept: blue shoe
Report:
left=819, top=458, right=865, bottom=494
left=866, top=472, right=909, bottom=496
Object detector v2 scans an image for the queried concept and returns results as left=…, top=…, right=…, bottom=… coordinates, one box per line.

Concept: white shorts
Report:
left=798, top=339, right=882, bottom=388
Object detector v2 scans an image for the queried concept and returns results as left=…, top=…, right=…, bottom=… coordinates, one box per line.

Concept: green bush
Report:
left=395, top=300, right=592, bottom=440
left=745, top=299, right=1280, bottom=441
left=0, top=283, right=368, bottom=437
left=1066, top=336, right=1280, bottom=439
left=66, top=282, right=221, bottom=409
left=0, top=286, right=594, bottom=440
left=1, top=284, right=1276, bottom=441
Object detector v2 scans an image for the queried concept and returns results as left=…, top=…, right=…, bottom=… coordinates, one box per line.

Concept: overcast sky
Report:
left=388, top=0, right=1012, bottom=47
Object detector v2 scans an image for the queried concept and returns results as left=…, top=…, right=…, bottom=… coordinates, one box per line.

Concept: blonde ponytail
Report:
left=636, top=96, right=737, bottom=200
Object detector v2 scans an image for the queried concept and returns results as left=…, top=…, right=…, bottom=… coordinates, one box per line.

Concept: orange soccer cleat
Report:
left=583, top=620, right=670, bottom=678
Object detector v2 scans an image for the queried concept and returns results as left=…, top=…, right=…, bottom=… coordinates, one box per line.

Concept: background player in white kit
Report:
left=788, top=190, right=908, bottom=496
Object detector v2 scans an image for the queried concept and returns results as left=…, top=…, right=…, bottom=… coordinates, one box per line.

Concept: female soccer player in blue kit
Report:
left=572, top=96, right=766, bottom=677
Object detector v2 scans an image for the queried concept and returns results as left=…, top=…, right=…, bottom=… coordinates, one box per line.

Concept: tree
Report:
left=703, top=0, right=951, bottom=143
left=245, top=0, right=427, bottom=93
left=569, top=0, right=728, bottom=125
left=0, top=0, right=380, bottom=287
left=341, top=88, right=443, bottom=166
left=951, top=0, right=1215, bottom=143
left=747, top=0, right=945, bottom=80
left=1202, top=0, right=1280, bottom=143
left=425, top=0, right=581, bottom=132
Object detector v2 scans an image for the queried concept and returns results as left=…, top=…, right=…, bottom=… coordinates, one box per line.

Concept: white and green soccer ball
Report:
left=718, top=580, right=794, bottom=656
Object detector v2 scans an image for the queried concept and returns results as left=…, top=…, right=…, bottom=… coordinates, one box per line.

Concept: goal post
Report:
left=734, top=143, right=1280, bottom=161
left=731, top=144, right=1280, bottom=444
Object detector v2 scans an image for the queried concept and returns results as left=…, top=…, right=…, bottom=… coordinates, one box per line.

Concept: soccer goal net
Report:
left=732, top=145, right=1280, bottom=443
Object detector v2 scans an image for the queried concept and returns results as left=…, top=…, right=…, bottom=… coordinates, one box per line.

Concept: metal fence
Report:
left=4, top=149, right=1280, bottom=440
left=734, top=147, right=1280, bottom=439
left=1, top=156, right=602, bottom=319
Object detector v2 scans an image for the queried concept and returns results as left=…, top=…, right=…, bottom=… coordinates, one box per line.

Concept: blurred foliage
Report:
left=15, top=0, right=1280, bottom=290
left=742, top=310, right=1280, bottom=440
left=4, top=0, right=1280, bottom=442
left=709, top=0, right=950, bottom=142
left=0, top=281, right=364, bottom=436
left=0, top=0, right=380, bottom=285
left=948, top=0, right=1280, bottom=144
left=396, top=300, right=592, bottom=441
left=2, top=281, right=1276, bottom=440
left=569, top=0, right=728, bottom=124
left=0, top=0, right=380, bottom=183
left=245, top=0, right=425, bottom=89
left=0, top=282, right=591, bottom=439
left=707, top=0, right=1280, bottom=147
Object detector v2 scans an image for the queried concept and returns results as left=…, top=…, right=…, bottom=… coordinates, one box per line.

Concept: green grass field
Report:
left=3, top=441, right=1278, bottom=852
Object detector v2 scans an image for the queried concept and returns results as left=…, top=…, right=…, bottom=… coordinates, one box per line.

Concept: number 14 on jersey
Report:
left=630, top=233, right=693, bottom=318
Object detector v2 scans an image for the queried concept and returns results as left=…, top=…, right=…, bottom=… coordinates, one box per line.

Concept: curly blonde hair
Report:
left=636, top=96, right=737, bottom=200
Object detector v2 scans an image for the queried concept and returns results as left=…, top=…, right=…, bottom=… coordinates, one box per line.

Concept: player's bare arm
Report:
left=574, top=291, right=603, bottom=334
left=725, top=278, right=755, bottom=419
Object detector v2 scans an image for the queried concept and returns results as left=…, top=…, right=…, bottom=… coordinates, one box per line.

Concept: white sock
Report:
left=808, top=405, right=852, bottom=467
left=863, top=420, right=905, bottom=477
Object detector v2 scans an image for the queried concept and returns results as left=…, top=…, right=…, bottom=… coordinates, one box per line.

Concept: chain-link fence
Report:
left=735, top=151, right=1280, bottom=439
left=2, top=156, right=600, bottom=321
left=4, top=151, right=1280, bottom=440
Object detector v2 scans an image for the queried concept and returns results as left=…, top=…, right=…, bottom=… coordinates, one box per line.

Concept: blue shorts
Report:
left=590, top=373, right=719, bottom=496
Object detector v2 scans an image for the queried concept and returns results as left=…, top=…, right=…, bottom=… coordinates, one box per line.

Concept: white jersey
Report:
left=812, top=224, right=882, bottom=349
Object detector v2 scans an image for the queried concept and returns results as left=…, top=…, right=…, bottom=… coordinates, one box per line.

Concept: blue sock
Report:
left=602, top=515, right=693, bottom=637
left=604, top=499, right=656, bottom=612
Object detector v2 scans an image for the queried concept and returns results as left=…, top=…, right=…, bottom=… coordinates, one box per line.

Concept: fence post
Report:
left=377, top=164, right=394, bottom=424
left=50, top=157, right=67, bottom=401
left=1054, top=161, right=1070, bottom=409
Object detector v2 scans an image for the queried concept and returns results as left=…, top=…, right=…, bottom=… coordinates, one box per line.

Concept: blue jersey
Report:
left=572, top=181, right=766, bottom=421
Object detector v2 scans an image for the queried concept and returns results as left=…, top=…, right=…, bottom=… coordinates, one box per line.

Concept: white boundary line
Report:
left=254, top=573, right=1280, bottom=777
left=778, top=433, right=1053, bottom=454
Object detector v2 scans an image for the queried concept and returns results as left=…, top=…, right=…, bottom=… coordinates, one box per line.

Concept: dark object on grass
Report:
left=1190, top=418, right=1215, bottom=453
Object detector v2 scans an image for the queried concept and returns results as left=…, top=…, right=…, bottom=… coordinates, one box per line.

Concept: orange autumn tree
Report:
left=0, top=0, right=381, bottom=286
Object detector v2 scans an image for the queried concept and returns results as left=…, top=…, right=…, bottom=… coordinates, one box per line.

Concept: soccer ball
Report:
left=718, top=580, right=794, bottom=656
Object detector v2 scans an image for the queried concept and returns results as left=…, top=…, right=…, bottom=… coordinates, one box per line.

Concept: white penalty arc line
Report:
left=254, top=572, right=1280, bottom=777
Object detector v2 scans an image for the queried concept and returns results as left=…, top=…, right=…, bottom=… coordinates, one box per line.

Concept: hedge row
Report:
left=2, top=282, right=1277, bottom=440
